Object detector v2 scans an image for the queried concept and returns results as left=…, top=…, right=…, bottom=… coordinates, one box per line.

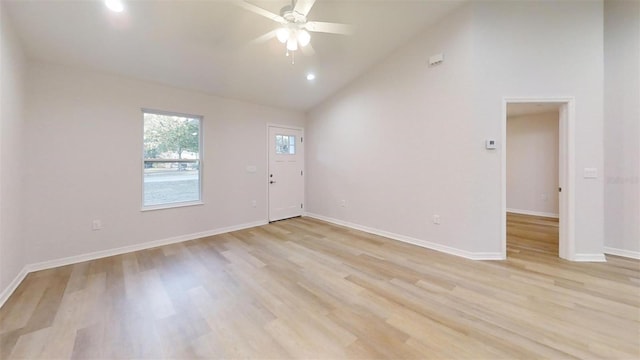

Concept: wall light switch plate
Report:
left=583, top=168, right=598, bottom=179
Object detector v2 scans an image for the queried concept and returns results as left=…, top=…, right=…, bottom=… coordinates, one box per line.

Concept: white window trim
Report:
left=141, top=200, right=204, bottom=212
left=141, top=108, right=204, bottom=211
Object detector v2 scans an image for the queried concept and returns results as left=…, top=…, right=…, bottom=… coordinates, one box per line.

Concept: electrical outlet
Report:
left=432, top=215, right=441, bottom=225
left=340, top=200, right=346, bottom=207
left=251, top=200, right=257, bottom=208
left=92, top=219, right=103, bottom=231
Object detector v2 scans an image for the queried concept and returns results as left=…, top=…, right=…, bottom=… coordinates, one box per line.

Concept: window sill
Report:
left=141, top=201, right=204, bottom=212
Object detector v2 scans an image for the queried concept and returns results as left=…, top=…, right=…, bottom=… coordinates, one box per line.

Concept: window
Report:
left=275, top=134, right=296, bottom=154
left=142, top=110, right=202, bottom=209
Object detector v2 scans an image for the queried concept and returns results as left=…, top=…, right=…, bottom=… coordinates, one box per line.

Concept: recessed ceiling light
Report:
left=306, top=73, right=316, bottom=81
left=105, top=0, right=124, bottom=12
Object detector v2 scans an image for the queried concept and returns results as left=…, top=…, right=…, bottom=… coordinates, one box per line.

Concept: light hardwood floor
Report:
left=507, top=212, right=560, bottom=257
left=1, top=215, right=639, bottom=359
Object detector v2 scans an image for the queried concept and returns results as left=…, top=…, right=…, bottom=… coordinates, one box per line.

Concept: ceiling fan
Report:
left=235, top=0, right=354, bottom=63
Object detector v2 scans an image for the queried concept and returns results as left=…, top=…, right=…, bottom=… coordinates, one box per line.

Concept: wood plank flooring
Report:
left=1, top=215, right=639, bottom=359
left=507, top=212, right=559, bottom=256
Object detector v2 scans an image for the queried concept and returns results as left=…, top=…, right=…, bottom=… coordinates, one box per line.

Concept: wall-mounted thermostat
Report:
left=485, top=139, right=497, bottom=150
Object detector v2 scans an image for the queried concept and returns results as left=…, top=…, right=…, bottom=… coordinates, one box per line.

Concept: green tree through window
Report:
left=143, top=111, right=202, bottom=208
left=144, top=113, right=199, bottom=160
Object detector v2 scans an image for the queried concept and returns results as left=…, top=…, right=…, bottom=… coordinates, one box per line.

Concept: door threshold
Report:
left=269, top=216, right=302, bottom=223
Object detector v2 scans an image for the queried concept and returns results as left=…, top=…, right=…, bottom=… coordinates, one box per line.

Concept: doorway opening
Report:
left=501, top=98, right=575, bottom=260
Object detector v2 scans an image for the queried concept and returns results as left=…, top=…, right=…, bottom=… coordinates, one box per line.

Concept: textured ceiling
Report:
left=5, top=0, right=465, bottom=111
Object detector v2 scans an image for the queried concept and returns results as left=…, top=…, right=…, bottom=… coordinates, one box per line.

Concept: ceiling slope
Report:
left=5, top=0, right=464, bottom=111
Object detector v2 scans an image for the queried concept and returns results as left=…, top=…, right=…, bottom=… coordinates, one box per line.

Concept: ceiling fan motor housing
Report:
left=280, top=5, right=307, bottom=24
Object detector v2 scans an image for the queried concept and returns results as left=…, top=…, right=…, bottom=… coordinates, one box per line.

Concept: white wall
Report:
left=23, top=62, right=305, bottom=265
left=471, top=1, right=604, bottom=256
left=604, top=0, right=640, bottom=256
left=307, top=6, right=479, bottom=255
left=307, top=1, right=604, bottom=258
left=0, top=5, right=27, bottom=296
left=507, top=112, right=559, bottom=217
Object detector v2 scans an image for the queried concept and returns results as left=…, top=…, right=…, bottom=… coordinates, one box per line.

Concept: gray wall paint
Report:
left=507, top=112, right=560, bottom=217
left=0, top=5, right=27, bottom=295
left=307, top=1, right=605, bottom=256
left=604, top=0, right=640, bottom=254
left=23, top=62, right=305, bottom=265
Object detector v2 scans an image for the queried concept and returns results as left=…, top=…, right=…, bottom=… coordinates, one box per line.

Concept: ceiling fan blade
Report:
left=293, top=0, right=316, bottom=17
left=234, top=1, right=286, bottom=24
left=251, top=30, right=278, bottom=44
left=305, top=21, right=354, bottom=35
left=301, top=43, right=315, bottom=56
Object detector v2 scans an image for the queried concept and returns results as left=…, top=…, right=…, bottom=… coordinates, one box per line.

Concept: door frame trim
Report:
left=501, top=97, right=576, bottom=260
left=266, top=123, right=305, bottom=222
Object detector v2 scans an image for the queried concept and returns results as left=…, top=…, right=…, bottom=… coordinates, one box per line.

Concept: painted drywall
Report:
left=0, top=6, right=27, bottom=295
left=23, top=62, right=305, bottom=264
left=507, top=112, right=559, bottom=217
left=604, top=0, right=640, bottom=256
left=307, top=6, right=478, bottom=254
left=471, top=1, right=604, bottom=256
left=307, top=1, right=604, bottom=257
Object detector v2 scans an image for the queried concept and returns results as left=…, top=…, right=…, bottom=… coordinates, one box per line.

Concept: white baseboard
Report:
left=27, top=220, right=268, bottom=273
left=0, top=267, right=29, bottom=309
left=506, top=208, right=559, bottom=219
left=603, top=247, right=640, bottom=260
left=304, top=213, right=504, bottom=261
left=572, top=253, right=607, bottom=262
left=0, top=220, right=267, bottom=309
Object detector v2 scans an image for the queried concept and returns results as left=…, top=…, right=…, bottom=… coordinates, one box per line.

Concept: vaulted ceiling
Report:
left=5, top=0, right=464, bottom=111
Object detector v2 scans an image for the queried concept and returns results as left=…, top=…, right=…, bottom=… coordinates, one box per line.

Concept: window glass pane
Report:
left=144, top=113, right=200, bottom=160
left=275, top=134, right=296, bottom=155
left=143, top=161, right=200, bottom=206
left=143, top=111, right=202, bottom=208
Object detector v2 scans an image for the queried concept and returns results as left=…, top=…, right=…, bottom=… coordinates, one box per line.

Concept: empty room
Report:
left=1, top=0, right=639, bottom=359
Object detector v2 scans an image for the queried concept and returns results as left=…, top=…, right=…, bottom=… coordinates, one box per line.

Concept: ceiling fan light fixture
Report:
left=104, top=0, right=124, bottom=12
left=297, top=29, right=311, bottom=47
left=276, top=28, right=290, bottom=43
left=287, top=37, right=298, bottom=51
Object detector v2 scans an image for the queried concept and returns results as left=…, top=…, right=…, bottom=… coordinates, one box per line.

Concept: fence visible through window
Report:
left=142, top=110, right=202, bottom=209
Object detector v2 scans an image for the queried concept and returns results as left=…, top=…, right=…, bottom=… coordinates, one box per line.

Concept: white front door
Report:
left=268, top=126, right=304, bottom=222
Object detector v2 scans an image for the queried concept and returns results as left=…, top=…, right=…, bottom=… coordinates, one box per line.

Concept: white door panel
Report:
left=268, top=126, right=304, bottom=222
